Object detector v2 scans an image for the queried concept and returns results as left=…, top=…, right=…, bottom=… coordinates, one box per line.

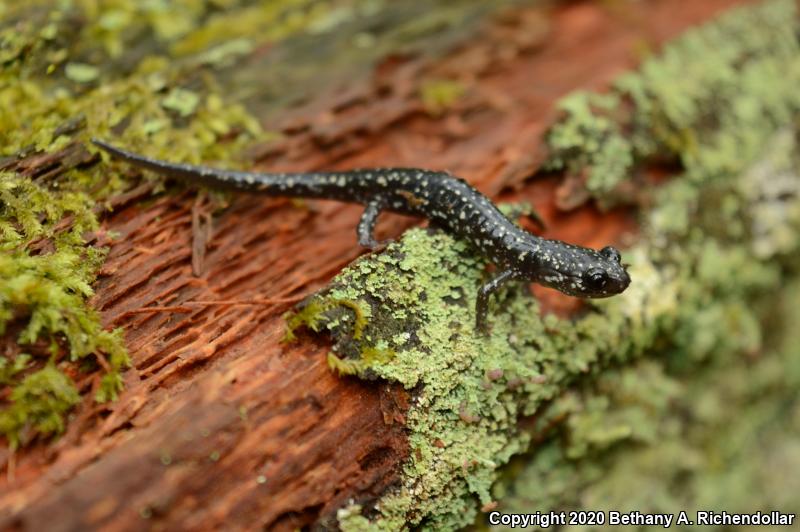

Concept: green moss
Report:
left=419, top=79, right=467, bottom=115
left=0, top=365, right=81, bottom=450
left=64, top=62, right=100, bottom=83
left=0, top=171, right=129, bottom=447
left=283, top=299, right=330, bottom=343
left=1, top=1, right=315, bottom=448
left=328, top=347, right=396, bottom=377
left=0, top=354, right=31, bottom=386
left=161, top=87, right=201, bottom=117
left=286, top=296, right=396, bottom=375
left=273, top=1, right=800, bottom=529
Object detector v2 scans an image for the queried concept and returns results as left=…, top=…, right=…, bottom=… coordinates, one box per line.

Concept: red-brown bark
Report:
left=1, top=1, right=748, bottom=529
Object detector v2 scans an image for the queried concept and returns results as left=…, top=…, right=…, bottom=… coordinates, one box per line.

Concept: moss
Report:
left=1, top=1, right=334, bottom=448
left=160, top=87, right=201, bottom=117
left=0, top=172, right=129, bottom=447
left=286, top=296, right=396, bottom=375
left=283, top=299, right=331, bottom=343
left=64, top=62, right=100, bottom=83
left=0, top=354, right=31, bottom=386
left=0, top=365, right=81, bottom=450
left=419, top=79, right=467, bottom=115
left=276, top=1, right=800, bottom=529
left=327, top=347, right=396, bottom=377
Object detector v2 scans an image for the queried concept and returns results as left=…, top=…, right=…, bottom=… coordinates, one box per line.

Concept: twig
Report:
left=119, top=294, right=308, bottom=317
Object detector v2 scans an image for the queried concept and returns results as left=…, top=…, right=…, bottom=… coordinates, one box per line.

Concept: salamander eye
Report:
left=600, top=246, right=621, bottom=263
left=583, top=268, right=608, bottom=291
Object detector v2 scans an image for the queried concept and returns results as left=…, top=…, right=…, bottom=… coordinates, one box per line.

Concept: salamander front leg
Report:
left=475, top=268, right=517, bottom=333
left=357, top=199, right=387, bottom=249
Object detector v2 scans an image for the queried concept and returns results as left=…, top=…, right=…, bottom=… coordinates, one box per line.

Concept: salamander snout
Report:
left=580, top=246, right=630, bottom=297
left=581, top=263, right=630, bottom=296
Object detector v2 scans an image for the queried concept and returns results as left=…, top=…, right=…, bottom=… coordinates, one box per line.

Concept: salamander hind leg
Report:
left=475, top=269, right=517, bottom=334
left=357, top=199, right=389, bottom=249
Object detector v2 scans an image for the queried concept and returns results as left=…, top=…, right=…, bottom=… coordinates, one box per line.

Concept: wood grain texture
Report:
left=0, top=0, right=748, bottom=529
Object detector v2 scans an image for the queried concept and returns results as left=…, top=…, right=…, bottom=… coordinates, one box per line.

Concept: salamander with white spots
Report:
left=93, top=139, right=631, bottom=332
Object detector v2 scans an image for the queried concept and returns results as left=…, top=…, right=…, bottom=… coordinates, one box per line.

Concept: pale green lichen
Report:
left=546, top=0, right=800, bottom=206
left=490, top=121, right=800, bottom=528
left=546, top=92, right=633, bottom=197
left=284, top=1, right=800, bottom=529
left=495, top=283, right=800, bottom=529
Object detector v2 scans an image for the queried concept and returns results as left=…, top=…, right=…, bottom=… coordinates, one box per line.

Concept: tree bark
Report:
left=0, top=0, right=750, bottom=530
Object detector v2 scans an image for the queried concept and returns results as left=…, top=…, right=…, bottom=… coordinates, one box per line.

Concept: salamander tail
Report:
left=92, top=138, right=264, bottom=190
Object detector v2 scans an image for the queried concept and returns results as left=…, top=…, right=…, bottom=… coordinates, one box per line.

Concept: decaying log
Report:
left=0, top=0, right=750, bottom=530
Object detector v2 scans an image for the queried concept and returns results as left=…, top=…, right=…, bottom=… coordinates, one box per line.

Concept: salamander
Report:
left=92, top=139, right=631, bottom=332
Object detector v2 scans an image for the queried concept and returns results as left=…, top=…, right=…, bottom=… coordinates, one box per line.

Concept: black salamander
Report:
left=93, top=139, right=631, bottom=332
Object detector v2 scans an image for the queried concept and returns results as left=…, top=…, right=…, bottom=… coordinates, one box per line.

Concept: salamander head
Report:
left=522, top=243, right=631, bottom=298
